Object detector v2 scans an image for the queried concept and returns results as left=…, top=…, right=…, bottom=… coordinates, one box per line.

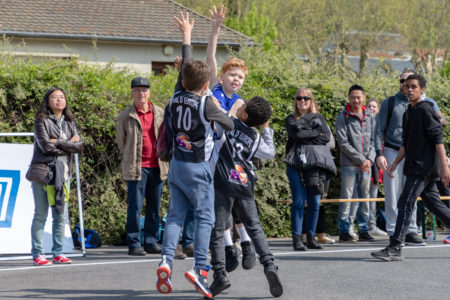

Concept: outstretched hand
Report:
left=173, top=56, right=182, bottom=71
left=173, top=11, right=195, bottom=36
left=209, top=5, right=226, bottom=28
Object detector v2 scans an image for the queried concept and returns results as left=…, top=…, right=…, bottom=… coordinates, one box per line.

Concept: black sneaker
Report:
left=144, top=244, right=162, bottom=254
left=358, top=232, right=375, bottom=241
left=404, top=233, right=426, bottom=246
left=128, top=247, right=146, bottom=256
left=371, top=246, right=404, bottom=261
left=225, top=245, right=239, bottom=273
left=264, top=262, right=283, bottom=297
left=210, top=271, right=231, bottom=297
left=241, top=241, right=256, bottom=270
left=339, top=233, right=357, bottom=243
left=185, top=265, right=213, bottom=299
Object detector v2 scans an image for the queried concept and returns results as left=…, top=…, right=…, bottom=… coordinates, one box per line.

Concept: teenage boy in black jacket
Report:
left=371, top=74, right=450, bottom=261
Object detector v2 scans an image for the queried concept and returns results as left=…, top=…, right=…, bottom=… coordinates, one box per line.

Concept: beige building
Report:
left=0, top=0, right=253, bottom=74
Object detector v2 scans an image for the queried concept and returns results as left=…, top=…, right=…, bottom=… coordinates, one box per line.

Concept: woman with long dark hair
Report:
left=27, top=87, right=82, bottom=266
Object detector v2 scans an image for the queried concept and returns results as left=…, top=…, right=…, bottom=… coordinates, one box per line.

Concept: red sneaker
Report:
left=33, top=255, right=52, bottom=266
left=53, top=255, right=72, bottom=264
left=444, top=236, right=450, bottom=244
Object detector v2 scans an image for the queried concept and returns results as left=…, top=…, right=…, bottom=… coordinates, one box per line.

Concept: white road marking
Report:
left=1, top=244, right=448, bottom=273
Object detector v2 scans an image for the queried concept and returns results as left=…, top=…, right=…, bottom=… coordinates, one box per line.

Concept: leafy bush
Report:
left=1, top=39, right=448, bottom=241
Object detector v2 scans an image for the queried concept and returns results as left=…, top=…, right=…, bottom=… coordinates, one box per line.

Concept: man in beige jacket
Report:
left=117, top=76, right=168, bottom=256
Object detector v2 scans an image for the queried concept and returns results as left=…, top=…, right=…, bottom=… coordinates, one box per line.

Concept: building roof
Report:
left=0, top=0, right=253, bottom=46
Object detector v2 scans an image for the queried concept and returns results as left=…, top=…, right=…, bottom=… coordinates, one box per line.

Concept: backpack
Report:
left=383, top=96, right=396, bottom=137
left=155, top=105, right=174, bottom=162
left=72, top=225, right=102, bottom=248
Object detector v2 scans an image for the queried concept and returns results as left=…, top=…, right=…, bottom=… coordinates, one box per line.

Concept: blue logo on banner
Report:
left=0, top=170, right=20, bottom=228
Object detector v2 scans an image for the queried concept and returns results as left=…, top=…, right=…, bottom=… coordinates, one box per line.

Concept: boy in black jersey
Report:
left=209, top=96, right=284, bottom=297
left=156, top=13, right=234, bottom=299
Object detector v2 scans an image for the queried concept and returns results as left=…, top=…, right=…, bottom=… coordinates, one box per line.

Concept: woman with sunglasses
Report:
left=285, top=88, right=334, bottom=251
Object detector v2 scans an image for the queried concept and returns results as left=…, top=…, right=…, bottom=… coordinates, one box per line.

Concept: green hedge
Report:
left=1, top=43, right=448, bottom=243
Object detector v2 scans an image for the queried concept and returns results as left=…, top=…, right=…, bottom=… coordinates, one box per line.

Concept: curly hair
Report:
left=245, top=96, right=272, bottom=127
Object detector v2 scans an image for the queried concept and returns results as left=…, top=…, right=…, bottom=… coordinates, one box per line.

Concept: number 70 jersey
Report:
left=168, top=91, right=215, bottom=163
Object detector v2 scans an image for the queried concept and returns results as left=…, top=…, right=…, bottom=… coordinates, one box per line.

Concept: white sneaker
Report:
left=369, top=227, right=388, bottom=236
left=349, top=226, right=357, bottom=239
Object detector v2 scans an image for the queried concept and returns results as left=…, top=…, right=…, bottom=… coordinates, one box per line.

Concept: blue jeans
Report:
left=126, top=167, right=163, bottom=249
left=162, top=158, right=215, bottom=267
left=31, top=181, right=67, bottom=259
left=181, top=204, right=195, bottom=249
left=286, top=165, right=321, bottom=236
left=338, top=166, right=370, bottom=234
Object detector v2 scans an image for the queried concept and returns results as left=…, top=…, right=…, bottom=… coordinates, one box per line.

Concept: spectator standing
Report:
left=374, top=70, right=425, bottom=245
left=117, top=76, right=168, bottom=256
left=285, top=88, right=333, bottom=250
left=335, top=85, right=375, bottom=242
left=348, top=99, right=387, bottom=237
left=27, top=87, right=82, bottom=266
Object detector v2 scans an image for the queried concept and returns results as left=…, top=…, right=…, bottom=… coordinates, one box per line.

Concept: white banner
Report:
left=0, top=143, right=74, bottom=254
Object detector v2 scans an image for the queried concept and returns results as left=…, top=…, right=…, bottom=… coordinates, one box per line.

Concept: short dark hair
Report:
left=244, top=96, right=272, bottom=127
left=348, top=84, right=365, bottom=96
left=36, top=87, right=74, bottom=121
left=182, top=60, right=210, bottom=91
left=406, top=74, right=426, bottom=88
left=401, top=69, right=416, bottom=77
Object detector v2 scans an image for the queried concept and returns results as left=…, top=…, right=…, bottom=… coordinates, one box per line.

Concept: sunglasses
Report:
left=399, top=79, right=406, bottom=84
left=295, top=96, right=311, bottom=101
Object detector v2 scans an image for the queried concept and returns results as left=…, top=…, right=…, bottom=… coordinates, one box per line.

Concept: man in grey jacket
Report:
left=335, top=85, right=375, bottom=242
left=374, top=70, right=425, bottom=246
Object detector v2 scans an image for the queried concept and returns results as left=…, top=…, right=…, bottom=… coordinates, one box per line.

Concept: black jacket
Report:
left=30, top=115, right=82, bottom=174
left=402, top=101, right=443, bottom=180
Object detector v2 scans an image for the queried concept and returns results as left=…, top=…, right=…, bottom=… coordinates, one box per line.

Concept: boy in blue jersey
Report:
left=209, top=96, right=284, bottom=298
left=156, top=13, right=234, bottom=299
left=206, top=5, right=257, bottom=271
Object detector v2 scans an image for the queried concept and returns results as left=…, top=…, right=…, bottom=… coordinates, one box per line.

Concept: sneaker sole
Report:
left=370, top=252, right=404, bottom=262
left=185, top=271, right=212, bottom=299
left=156, top=266, right=172, bottom=294
left=266, top=269, right=283, bottom=297
left=33, top=262, right=52, bottom=266
left=404, top=242, right=426, bottom=246
left=53, top=260, right=72, bottom=264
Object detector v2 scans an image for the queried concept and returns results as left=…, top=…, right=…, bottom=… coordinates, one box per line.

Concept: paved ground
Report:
left=1, top=233, right=449, bottom=300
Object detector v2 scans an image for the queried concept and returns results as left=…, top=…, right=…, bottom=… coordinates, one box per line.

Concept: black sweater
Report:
left=402, top=101, right=443, bottom=180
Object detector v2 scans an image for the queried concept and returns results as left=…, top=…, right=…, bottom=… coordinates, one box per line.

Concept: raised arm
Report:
left=206, top=5, right=226, bottom=87
left=173, top=11, right=194, bottom=93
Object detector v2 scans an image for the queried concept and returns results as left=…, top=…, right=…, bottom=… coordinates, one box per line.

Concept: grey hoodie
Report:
left=335, top=104, right=376, bottom=167
left=374, top=91, right=409, bottom=155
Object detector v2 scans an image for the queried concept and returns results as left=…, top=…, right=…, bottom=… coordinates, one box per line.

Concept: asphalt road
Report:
left=1, top=233, right=449, bottom=300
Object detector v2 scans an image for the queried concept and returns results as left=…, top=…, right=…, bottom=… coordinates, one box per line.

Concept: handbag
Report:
left=25, top=163, right=52, bottom=185
left=283, top=144, right=306, bottom=169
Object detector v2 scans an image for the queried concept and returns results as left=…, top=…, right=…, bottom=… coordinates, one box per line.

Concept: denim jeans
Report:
left=390, top=177, right=450, bottom=247
left=210, top=191, right=274, bottom=273
left=338, top=166, right=371, bottom=234
left=31, top=181, right=67, bottom=259
left=348, top=182, right=379, bottom=231
left=286, top=165, right=321, bottom=236
left=181, top=204, right=195, bottom=249
left=162, top=159, right=215, bottom=267
left=384, top=147, right=418, bottom=236
left=126, top=167, right=163, bottom=249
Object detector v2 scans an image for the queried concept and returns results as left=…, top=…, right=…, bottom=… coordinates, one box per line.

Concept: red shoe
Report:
left=444, top=236, right=450, bottom=244
left=33, top=255, right=52, bottom=266
left=53, top=255, right=72, bottom=264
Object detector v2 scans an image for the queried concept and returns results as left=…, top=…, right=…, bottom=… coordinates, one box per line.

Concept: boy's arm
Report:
left=386, top=146, right=405, bottom=178
left=204, top=97, right=234, bottom=131
left=228, top=98, right=245, bottom=118
left=206, top=5, right=226, bottom=87
left=436, top=144, right=450, bottom=187
left=173, top=12, right=194, bottom=93
left=254, top=122, right=275, bottom=159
